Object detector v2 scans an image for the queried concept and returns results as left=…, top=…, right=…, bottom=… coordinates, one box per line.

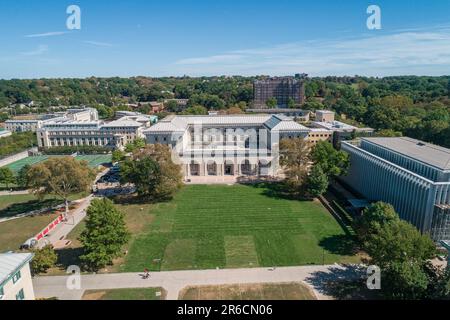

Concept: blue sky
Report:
left=0, top=0, right=449, bottom=79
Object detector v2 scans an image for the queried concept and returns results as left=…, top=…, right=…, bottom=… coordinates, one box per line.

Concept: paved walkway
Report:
left=37, top=195, right=93, bottom=249
left=0, top=190, right=30, bottom=196
left=36, top=168, right=109, bottom=248
left=33, top=264, right=362, bottom=300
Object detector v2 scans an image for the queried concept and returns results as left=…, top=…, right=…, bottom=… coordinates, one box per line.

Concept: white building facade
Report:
left=0, top=253, right=35, bottom=301
left=342, top=137, right=450, bottom=241
left=37, top=110, right=151, bottom=149
left=143, top=114, right=312, bottom=178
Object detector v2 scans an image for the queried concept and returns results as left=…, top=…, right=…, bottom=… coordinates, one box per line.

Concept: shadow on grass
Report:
left=0, top=199, right=62, bottom=219
left=319, top=234, right=359, bottom=256
left=305, top=265, right=381, bottom=300
left=241, top=181, right=312, bottom=201
left=111, top=193, right=174, bottom=205
left=56, top=247, right=84, bottom=270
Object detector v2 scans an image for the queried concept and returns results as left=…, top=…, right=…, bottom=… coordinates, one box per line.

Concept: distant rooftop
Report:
left=144, top=114, right=309, bottom=134
left=316, top=110, right=335, bottom=114
left=363, top=137, right=450, bottom=171
left=312, top=120, right=357, bottom=131
left=102, top=119, right=142, bottom=128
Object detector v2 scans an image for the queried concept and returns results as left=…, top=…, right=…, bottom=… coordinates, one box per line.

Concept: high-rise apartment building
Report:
left=253, top=76, right=305, bottom=109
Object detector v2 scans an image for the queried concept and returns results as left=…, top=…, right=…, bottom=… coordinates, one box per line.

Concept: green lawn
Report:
left=82, top=288, right=165, bottom=300
left=119, top=184, right=359, bottom=272
left=0, top=194, right=63, bottom=219
left=0, top=193, right=88, bottom=252
left=0, top=211, right=60, bottom=252
left=179, top=282, right=316, bottom=300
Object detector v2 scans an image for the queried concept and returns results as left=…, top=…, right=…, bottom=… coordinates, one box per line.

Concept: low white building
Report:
left=312, top=110, right=374, bottom=142
left=0, top=253, right=35, bottom=300
left=5, top=119, right=43, bottom=132
left=5, top=108, right=99, bottom=133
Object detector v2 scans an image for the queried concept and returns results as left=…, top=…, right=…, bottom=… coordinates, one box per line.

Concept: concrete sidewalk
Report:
left=37, top=195, right=93, bottom=249
left=0, top=190, right=30, bottom=196
left=33, top=264, right=361, bottom=300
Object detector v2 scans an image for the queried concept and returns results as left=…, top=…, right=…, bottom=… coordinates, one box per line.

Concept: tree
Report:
left=383, top=261, right=430, bottom=299
left=16, top=164, right=31, bottom=188
left=266, top=97, right=277, bottom=108
left=287, top=98, right=296, bottom=109
left=120, top=144, right=183, bottom=200
left=80, top=198, right=130, bottom=271
left=306, top=165, right=329, bottom=197
left=354, top=202, right=437, bottom=299
left=27, top=157, right=95, bottom=216
left=181, top=105, right=208, bottom=115
left=226, top=106, right=244, bottom=114
left=375, top=129, right=403, bottom=137
left=279, top=138, right=311, bottom=194
left=30, top=245, right=57, bottom=275
left=165, top=100, right=181, bottom=112
left=310, top=141, right=349, bottom=179
left=112, top=149, right=126, bottom=162
left=354, top=202, right=399, bottom=242
left=124, top=137, right=146, bottom=153
left=0, top=167, right=15, bottom=188
left=364, top=219, right=435, bottom=268
left=365, top=104, right=401, bottom=130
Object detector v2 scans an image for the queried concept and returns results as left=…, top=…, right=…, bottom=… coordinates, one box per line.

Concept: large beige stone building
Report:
left=143, top=114, right=315, bottom=178
left=37, top=111, right=152, bottom=150
left=0, top=253, right=35, bottom=300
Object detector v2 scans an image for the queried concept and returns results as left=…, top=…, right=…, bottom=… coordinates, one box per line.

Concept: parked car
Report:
left=20, top=237, right=38, bottom=250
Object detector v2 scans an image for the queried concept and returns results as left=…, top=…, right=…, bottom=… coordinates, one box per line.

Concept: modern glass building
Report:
left=341, top=137, right=450, bottom=241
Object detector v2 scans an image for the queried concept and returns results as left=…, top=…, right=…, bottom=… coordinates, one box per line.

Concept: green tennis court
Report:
left=75, top=154, right=112, bottom=167
left=5, top=154, right=112, bottom=174
left=6, top=156, right=51, bottom=173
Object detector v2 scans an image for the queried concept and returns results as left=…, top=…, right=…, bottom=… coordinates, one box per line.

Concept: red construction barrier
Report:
left=35, top=214, right=64, bottom=241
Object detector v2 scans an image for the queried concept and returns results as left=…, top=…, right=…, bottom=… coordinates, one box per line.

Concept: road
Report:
left=33, top=264, right=364, bottom=300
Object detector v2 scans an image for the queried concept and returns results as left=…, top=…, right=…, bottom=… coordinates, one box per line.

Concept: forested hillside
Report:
left=0, top=75, right=449, bottom=146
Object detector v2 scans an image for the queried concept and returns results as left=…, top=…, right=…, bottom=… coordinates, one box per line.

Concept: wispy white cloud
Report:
left=20, top=45, right=48, bottom=56
left=172, top=26, right=450, bottom=76
left=25, top=31, right=66, bottom=38
left=83, top=41, right=114, bottom=47
left=176, top=54, right=244, bottom=65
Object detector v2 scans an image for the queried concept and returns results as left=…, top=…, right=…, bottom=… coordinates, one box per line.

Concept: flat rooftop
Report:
left=362, top=137, right=450, bottom=171
left=313, top=120, right=357, bottom=131
left=144, top=114, right=309, bottom=134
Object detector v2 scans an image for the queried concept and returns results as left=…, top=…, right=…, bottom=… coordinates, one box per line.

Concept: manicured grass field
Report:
left=82, top=288, right=165, bottom=300
left=120, top=184, right=359, bottom=272
left=179, top=282, right=316, bottom=300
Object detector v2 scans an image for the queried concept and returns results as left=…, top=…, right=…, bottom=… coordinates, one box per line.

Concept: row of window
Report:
left=0, top=270, right=24, bottom=300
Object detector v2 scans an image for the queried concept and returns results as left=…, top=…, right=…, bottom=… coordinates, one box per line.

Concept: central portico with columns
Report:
left=143, top=114, right=310, bottom=178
